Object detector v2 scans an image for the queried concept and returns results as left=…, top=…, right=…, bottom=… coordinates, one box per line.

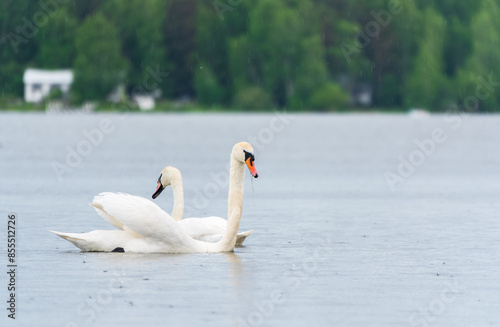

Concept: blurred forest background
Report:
left=1, top=0, right=499, bottom=111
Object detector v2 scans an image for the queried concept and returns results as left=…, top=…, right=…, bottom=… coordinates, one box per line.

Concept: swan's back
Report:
left=177, top=217, right=226, bottom=239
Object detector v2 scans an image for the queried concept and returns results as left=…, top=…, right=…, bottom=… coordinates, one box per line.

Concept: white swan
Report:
left=152, top=166, right=253, bottom=245
left=51, top=142, right=258, bottom=253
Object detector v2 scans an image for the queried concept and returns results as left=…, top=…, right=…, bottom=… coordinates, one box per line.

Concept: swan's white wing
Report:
left=178, top=217, right=227, bottom=239
left=178, top=217, right=253, bottom=245
left=91, top=193, right=203, bottom=251
left=91, top=202, right=125, bottom=230
left=190, top=230, right=253, bottom=244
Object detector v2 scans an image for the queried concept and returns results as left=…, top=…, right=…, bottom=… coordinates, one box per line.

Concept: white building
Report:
left=133, top=94, right=155, bottom=110
left=23, top=69, right=73, bottom=103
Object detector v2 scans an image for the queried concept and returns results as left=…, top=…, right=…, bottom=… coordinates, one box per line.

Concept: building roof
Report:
left=23, top=69, right=73, bottom=84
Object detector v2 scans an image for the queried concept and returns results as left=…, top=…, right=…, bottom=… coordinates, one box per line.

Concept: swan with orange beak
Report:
left=152, top=142, right=258, bottom=245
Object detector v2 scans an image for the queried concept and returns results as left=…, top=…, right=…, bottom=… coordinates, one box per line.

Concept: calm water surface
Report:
left=0, top=112, right=499, bottom=326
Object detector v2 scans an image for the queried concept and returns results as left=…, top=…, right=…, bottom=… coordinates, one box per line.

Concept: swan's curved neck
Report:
left=208, top=156, right=245, bottom=252
left=170, top=174, right=184, bottom=221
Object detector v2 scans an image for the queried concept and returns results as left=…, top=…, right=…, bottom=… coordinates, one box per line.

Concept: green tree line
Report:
left=1, top=0, right=499, bottom=111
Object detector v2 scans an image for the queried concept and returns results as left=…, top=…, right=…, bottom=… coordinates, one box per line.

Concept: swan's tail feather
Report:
left=236, top=230, right=253, bottom=246
left=51, top=231, right=89, bottom=250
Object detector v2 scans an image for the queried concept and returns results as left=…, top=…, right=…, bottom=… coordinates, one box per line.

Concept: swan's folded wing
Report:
left=91, top=193, right=197, bottom=247
left=178, top=217, right=227, bottom=239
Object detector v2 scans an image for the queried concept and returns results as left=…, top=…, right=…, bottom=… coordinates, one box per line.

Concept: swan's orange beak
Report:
left=245, top=158, right=259, bottom=178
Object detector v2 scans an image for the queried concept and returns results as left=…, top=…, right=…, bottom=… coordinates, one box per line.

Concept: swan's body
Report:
left=52, top=142, right=258, bottom=253
left=153, top=166, right=253, bottom=245
left=54, top=193, right=212, bottom=253
left=179, top=217, right=252, bottom=244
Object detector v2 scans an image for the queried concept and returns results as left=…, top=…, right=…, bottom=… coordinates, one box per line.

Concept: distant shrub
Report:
left=233, top=86, right=274, bottom=110
left=309, top=82, right=349, bottom=111
left=47, top=88, right=64, bottom=100
left=195, top=64, right=226, bottom=106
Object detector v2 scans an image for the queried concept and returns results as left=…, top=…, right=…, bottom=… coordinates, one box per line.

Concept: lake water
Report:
left=1, top=112, right=499, bottom=326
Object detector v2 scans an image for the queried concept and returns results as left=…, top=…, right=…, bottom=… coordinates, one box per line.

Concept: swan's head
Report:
left=233, top=142, right=259, bottom=178
left=152, top=166, right=181, bottom=199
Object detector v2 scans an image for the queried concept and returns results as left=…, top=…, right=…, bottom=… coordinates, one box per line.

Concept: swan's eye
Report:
left=157, top=174, right=162, bottom=183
